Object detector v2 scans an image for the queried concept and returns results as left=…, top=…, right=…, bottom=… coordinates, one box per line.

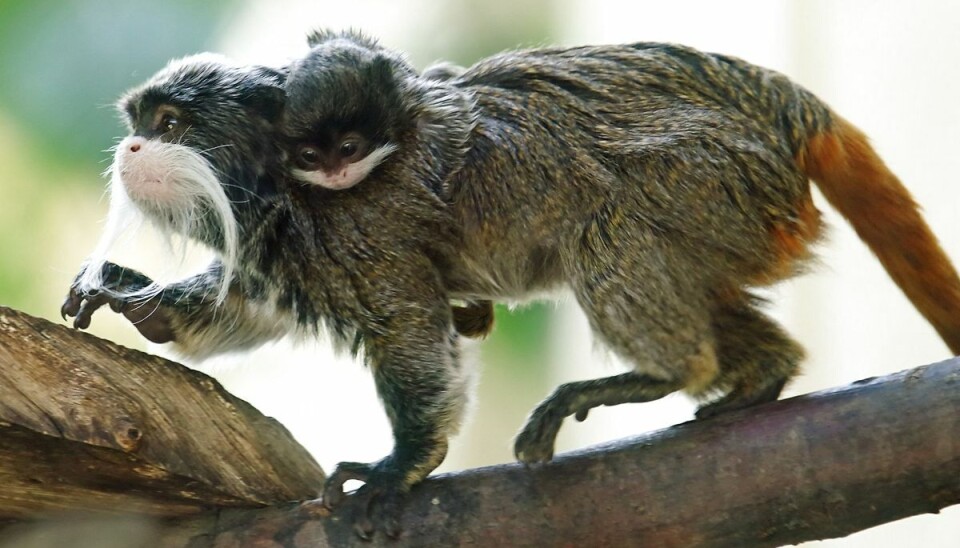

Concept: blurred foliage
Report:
left=0, top=0, right=238, bottom=173
left=486, top=303, right=554, bottom=375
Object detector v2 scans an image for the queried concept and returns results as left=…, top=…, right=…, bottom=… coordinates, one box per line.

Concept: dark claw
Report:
left=352, top=492, right=376, bottom=540
left=322, top=460, right=407, bottom=540
left=374, top=491, right=403, bottom=539
left=345, top=484, right=403, bottom=540
left=345, top=486, right=403, bottom=539
left=72, top=292, right=110, bottom=330
left=61, top=292, right=81, bottom=320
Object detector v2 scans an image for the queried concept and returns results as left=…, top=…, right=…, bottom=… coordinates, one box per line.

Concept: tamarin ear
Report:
left=115, top=94, right=138, bottom=128
left=244, top=68, right=287, bottom=122
left=244, top=85, right=285, bottom=123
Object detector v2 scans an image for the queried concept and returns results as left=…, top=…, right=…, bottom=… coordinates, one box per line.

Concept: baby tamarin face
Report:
left=283, top=34, right=412, bottom=191
left=288, top=124, right=397, bottom=191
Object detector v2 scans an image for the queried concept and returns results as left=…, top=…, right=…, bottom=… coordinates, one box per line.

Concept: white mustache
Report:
left=79, top=137, right=239, bottom=305
left=292, top=143, right=397, bottom=190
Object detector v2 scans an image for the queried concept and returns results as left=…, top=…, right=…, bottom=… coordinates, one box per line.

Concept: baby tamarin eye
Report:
left=292, top=132, right=374, bottom=174
left=337, top=132, right=368, bottom=161
left=339, top=139, right=359, bottom=158
left=298, top=145, right=322, bottom=166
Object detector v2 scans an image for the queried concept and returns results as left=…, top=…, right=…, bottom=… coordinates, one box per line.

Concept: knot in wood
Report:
left=113, top=418, right=143, bottom=453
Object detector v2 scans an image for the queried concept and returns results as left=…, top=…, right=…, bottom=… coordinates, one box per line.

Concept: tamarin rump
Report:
left=64, top=31, right=960, bottom=539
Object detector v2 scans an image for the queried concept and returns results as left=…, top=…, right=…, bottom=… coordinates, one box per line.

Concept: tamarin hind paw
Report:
left=514, top=417, right=561, bottom=464
left=514, top=389, right=587, bottom=464
left=321, top=460, right=407, bottom=540
left=515, top=373, right=679, bottom=463
left=694, top=378, right=788, bottom=419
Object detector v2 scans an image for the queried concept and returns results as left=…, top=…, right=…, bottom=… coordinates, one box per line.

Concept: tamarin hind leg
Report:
left=514, top=230, right=721, bottom=463
left=695, top=298, right=803, bottom=419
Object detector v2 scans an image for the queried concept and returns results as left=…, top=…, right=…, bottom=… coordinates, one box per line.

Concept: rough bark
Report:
left=0, top=305, right=958, bottom=547
left=148, top=357, right=960, bottom=547
left=0, top=305, right=324, bottom=519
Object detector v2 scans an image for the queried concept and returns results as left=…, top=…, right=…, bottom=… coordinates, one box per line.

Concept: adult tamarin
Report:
left=64, top=31, right=960, bottom=538
left=61, top=51, right=486, bottom=537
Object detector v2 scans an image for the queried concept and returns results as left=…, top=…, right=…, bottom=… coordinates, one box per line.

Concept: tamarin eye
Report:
left=339, top=139, right=360, bottom=159
left=298, top=145, right=322, bottom=165
left=160, top=113, right=178, bottom=133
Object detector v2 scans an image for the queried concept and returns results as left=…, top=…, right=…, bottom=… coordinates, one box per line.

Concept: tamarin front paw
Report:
left=61, top=262, right=175, bottom=344
left=319, top=459, right=408, bottom=540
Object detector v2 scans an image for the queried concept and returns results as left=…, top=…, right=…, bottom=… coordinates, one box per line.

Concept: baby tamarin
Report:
left=277, top=30, right=960, bottom=532
left=281, top=41, right=494, bottom=336
left=63, top=31, right=960, bottom=539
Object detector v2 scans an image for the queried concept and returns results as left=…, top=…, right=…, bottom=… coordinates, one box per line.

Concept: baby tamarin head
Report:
left=81, top=54, right=286, bottom=302
left=282, top=30, right=419, bottom=191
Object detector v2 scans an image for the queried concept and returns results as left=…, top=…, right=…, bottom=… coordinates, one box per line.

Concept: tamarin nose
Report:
left=126, top=136, right=147, bottom=153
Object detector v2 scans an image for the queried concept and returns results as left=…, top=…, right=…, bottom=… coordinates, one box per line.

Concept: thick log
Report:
left=0, top=306, right=324, bottom=519
left=152, top=357, right=960, bottom=547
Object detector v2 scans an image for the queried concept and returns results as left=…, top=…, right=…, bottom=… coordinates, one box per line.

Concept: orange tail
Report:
left=799, top=116, right=960, bottom=355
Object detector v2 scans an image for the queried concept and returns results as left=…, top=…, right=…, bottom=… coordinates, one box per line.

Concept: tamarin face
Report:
left=289, top=126, right=397, bottom=191
left=115, top=54, right=285, bottom=219
left=282, top=37, right=411, bottom=191
left=81, top=54, right=286, bottom=303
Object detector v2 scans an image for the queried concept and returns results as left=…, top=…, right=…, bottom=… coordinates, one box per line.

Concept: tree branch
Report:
left=0, top=305, right=957, bottom=546
left=156, top=356, right=960, bottom=546
left=0, top=306, right=324, bottom=519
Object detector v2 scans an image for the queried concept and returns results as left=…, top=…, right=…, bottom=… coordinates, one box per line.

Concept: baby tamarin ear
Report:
left=306, top=28, right=382, bottom=50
